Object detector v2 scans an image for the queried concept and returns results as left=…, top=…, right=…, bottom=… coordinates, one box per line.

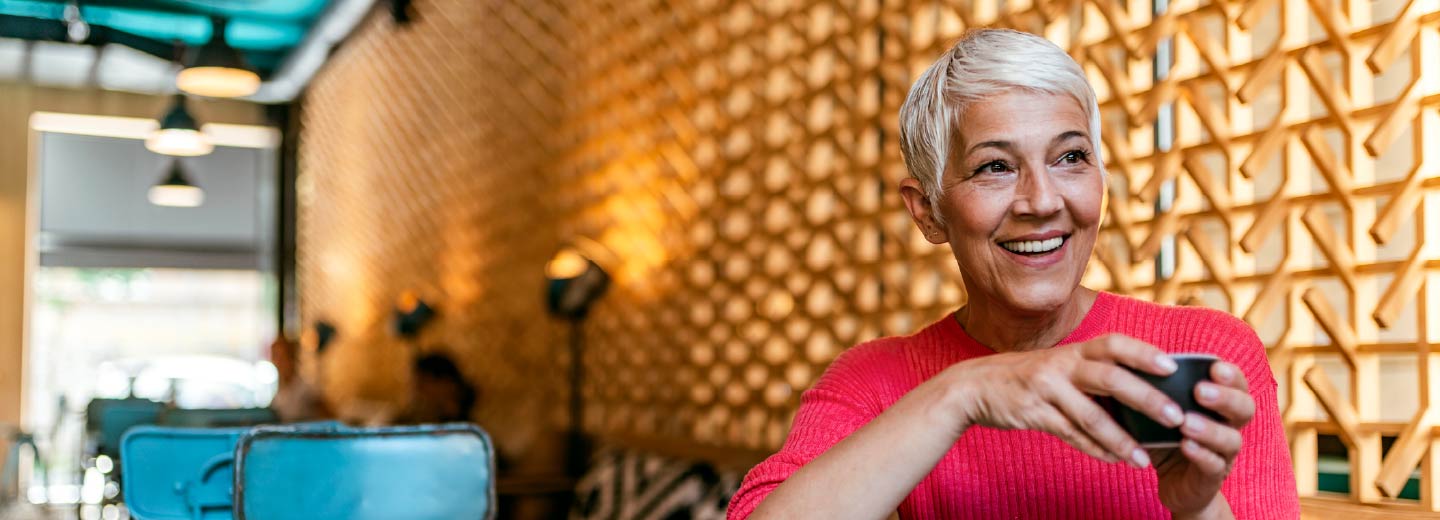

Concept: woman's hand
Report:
left=936, top=334, right=1185, bottom=468
left=1151, top=361, right=1253, bottom=519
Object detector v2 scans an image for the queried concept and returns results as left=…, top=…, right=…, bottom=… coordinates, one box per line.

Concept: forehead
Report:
left=954, top=91, right=1088, bottom=148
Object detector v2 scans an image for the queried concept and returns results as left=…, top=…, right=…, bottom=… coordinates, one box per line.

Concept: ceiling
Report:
left=0, top=0, right=377, bottom=102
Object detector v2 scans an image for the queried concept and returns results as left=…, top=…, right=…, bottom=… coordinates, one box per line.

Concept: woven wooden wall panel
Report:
left=299, top=0, right=1440, bottom=509
left=299, top=0, right=570, bottom=468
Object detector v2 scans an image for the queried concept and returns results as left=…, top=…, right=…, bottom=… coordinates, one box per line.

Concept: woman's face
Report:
left=903, top=91, right=1104, bottom=315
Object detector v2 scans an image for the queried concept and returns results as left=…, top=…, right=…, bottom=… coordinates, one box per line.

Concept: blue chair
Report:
left=121, top=426, right=245, bottom=520
left=158, top=408, right=279, bottom=429
left=87, top=398, right=165, bottom=461
left=121, top=421, right=347, bottom=520
left=233, top=423, right=496, bottom=520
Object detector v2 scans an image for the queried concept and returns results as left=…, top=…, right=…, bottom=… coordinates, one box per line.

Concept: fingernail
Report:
left=1163, top=404, right=1183, bottom=426
left=1184, top=413, right=1205, bottom=434
left=1131, top=448, right=1151, bottom=468
left=1198, top=384, right=1218, bottom=401
left=1214, top=363, right=1234, bottom=381
left=1155, top=355, right=1177, bottom=374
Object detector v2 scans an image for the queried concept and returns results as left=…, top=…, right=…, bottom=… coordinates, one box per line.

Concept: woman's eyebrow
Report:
left=1051, top=130, right=1090, bottom=146
left=965, top=140, right=1012, bottom=156
left=965, top=130, right=1090, bottom=157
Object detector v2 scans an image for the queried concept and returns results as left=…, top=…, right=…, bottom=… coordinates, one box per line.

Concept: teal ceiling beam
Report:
left=0, top=1, right=308, bottom=49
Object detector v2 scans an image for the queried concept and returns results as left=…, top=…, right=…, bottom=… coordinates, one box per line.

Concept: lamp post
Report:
left=544, top=248, right=609, bottom=477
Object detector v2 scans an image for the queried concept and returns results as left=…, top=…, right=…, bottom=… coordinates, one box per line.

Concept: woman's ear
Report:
left=898, top=178, right=948, bottom=244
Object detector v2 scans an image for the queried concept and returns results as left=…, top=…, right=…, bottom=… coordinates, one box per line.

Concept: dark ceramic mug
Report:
left=1097, top=353, right=1227, bottom=448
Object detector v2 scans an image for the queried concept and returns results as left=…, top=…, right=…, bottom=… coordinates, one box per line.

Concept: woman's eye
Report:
left=975, top=161, right=1009, bottom=175
left=1059, top=150, right=1089, bottom=164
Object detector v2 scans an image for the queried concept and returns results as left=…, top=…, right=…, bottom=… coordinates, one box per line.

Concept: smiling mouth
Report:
left=998, top=234, right=1069, bottom=255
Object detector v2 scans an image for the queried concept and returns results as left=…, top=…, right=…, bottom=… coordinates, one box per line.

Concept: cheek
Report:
left=942, top=188, right=1006, bottom=236
left=1062, top=175, right=1105, bottom=227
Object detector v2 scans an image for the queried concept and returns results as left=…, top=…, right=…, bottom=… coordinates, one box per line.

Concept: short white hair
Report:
left=898, top=29, right=1104, bottom=219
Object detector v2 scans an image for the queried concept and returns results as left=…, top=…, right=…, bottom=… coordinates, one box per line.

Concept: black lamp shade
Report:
left=148, top=160, right=204, bottom=207
left=546, top=259, right=610, bottom=320
left=159, top=95, right=200, bottom=131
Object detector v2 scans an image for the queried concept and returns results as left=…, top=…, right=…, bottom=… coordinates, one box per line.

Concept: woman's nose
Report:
left=1012, top=167, right=1064, bottom=217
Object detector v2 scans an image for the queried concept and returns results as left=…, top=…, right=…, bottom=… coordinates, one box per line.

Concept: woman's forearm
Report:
left=749, top=376, right=968, bottom=519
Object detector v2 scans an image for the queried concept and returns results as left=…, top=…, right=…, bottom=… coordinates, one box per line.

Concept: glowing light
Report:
left=546, top=248, right=589, bottom=280
left=145, top=128, right=214, bottom=156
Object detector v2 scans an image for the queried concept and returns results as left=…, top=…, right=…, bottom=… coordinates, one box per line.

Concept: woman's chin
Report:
left=994, top=284, right=1078, bottom=315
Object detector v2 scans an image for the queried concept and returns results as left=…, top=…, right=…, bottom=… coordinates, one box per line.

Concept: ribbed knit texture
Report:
left=728, top=292, right=1300, bottom=519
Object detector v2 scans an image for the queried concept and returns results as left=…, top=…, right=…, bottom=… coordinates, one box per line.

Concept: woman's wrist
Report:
left=1171, top=494, right=1232, bottom=520
left=922, top=365, right=976, bottom=439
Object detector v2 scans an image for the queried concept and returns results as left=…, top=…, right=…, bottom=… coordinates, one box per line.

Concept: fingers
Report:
left=1039, top=403, right=1124, bottom=466
left=1050, top=387, right=1150, bottom=468
left=1195, top=379, right=1255, bottom=428
left=1210, top=361, right=1249, bottom=393
left=1078, top=335, right=1178, bottom=377
left=1072, top=359, right=1184, bottom=430
left=1179, top=412, right=1242, bottom=477
left=1179, top=439, right=1230, bottom=476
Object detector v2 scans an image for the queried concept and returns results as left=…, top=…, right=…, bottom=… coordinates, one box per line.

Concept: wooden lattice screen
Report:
left=298, top=0, right=1440, bottom=511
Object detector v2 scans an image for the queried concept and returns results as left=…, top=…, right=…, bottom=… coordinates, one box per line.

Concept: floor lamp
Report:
left=545, top=248, right=610, bottom=477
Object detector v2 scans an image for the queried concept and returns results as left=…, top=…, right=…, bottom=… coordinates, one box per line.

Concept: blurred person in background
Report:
left=267, top=336, right=331, bottom=422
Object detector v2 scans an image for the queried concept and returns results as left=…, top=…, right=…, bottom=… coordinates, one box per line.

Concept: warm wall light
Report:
left=177, top=19, right=261, bottom=98
left=146, top=95, right=214, bottom=156
left=546, top=248, right=610, bottom=320
left=148, top=160, right=204, bottom=208
left=545, top=248, right=590, bottom=280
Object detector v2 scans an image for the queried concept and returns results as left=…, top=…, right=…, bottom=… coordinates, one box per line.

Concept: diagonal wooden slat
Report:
left=1239, top=120, right=1287, bottom=179
left=1237, top=0, right=1281, bottom=30
left=1367, top=0, right=1422, bottom=73
left=1184, top=225, right=1233, bottom=294
left=1244, top=271, right=1292, bottom=327
left=1183, top=87, right=1234, bottom=159
left=1376, top=408, right=1437, bottom=498
left=1297, top=48, right=1357, bottom=137
left=1238, top=44, right=1287, bottom=105
left=1301, top=205, right=1359, bottom=292
left=1240, top=194, right=1288, bottom=254
left=1304, top=365, right=1363, bottom=447
left=1373, top=246, right=1426, bottom=330
left=1363, top=77, right=1422, bottom=158
left=1302, top=286, right=1361, bottom=368
left=1181, top=154, right=1234, bottom=230
left=1299, top=126, right=1357, bottom=212
left=1370, top=163, right=1426, bottom=245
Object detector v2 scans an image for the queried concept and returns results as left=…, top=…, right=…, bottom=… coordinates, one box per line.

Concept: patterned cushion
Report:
left=572, top=448, right=740, bottom=520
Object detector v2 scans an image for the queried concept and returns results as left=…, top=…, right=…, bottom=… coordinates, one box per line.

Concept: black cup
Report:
left=1097, top=353, right=1226, bottom=448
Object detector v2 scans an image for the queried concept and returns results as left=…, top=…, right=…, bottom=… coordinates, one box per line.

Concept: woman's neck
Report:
left=956, top=287, right=1098, bottom=352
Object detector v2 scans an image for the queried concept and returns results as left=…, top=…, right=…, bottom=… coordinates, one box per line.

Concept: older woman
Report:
left=727, top=29, right=1298, bottom=519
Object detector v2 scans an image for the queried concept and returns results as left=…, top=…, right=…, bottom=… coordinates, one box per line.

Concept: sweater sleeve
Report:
left=1211, top=312, right=1301, bottom=519
left=726, top=343, right=891, bottom=520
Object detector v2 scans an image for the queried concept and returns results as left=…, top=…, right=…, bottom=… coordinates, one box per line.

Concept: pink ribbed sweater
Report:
left=729, top=292, right=1300, bottom=519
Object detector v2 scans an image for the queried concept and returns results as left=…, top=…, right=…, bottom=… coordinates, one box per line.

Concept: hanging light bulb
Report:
left=146, top=94, right=214, bottom=156
left=177, top=18, right=261, bottom=98
left=148, top=160, right=205, bottom=208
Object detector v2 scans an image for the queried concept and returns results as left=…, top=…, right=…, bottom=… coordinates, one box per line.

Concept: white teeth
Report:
left=1000, top=236, right=1065, bottom=254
